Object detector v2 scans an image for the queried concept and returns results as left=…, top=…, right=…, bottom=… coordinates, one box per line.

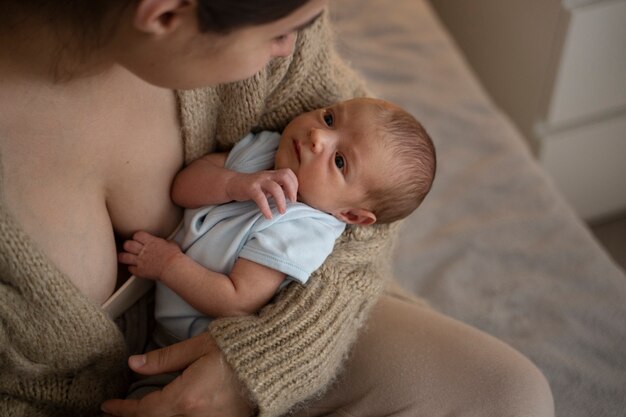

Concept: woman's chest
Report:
left=0, top=84, right=184, bottom=305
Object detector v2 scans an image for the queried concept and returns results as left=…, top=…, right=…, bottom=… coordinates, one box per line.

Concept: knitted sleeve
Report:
left=206, top=11, right=397, bottom=417
left=210, top=225, right=396, bottom=417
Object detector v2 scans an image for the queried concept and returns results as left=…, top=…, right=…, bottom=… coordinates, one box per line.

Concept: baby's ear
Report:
left=336, top=208, right=377, bottom=226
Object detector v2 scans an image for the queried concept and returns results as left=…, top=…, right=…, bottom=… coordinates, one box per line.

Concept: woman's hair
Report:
left=5, top=0, right=312, bottom=46
left=366, top=102, right=437, bottom=224
left=3, top=0, right=312, bottom=79
left=197, top=0, right=312, bottom=33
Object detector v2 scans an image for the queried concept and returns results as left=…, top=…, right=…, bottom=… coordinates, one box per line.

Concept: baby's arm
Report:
left=171, top=152, right=298, bottom=219
left=119, top=231, right=285, bottom=317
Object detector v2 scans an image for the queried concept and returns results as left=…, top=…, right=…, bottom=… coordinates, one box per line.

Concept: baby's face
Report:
left=275, top=98, right=392, bottom=222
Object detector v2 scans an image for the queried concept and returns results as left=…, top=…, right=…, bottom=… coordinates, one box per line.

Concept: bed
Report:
left=329, top=1, right=626, bottom=416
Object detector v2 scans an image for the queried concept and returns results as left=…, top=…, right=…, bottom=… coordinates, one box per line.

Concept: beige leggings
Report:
left=291, top=295, right=555, bottom=417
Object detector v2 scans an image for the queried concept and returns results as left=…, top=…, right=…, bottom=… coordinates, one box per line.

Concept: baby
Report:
left=119, top=97, right=436, bottom=347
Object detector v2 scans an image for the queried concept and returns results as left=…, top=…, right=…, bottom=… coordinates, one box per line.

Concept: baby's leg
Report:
left=292, top=295, right=554, bottom=417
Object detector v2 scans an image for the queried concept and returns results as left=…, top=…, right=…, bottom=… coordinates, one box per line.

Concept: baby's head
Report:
left=275, top=97, right=436, bottom=225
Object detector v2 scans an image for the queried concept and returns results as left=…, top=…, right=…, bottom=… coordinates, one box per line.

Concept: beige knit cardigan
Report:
left=0, top=12, right=400, bottom=417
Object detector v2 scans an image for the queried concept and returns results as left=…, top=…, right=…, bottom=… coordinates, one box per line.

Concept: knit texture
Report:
left=0, top=165, right=129, bottom=415
left=177, top=12, right=399, bottom=416
left=0, top=10, right=401, bottom=417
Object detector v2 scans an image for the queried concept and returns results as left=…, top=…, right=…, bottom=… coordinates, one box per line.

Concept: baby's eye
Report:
left=334, top=153, right=345, bottom=170
left=323, top=110, right=334, bottom=127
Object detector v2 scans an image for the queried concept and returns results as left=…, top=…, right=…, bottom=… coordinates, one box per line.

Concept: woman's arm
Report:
left=119, top=231, right=285, bottom=317
left=209, top=225, right=390, bottom=416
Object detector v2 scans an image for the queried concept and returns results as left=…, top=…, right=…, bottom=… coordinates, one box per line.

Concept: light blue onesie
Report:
left=155, top=131, right=346, bottom=344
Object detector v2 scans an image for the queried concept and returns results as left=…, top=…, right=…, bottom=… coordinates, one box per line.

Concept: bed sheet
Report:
left=329, top=1, right=626, bottom=416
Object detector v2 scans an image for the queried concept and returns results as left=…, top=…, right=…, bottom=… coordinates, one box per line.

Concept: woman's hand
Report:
left=101, top=332, right=255, bottom=417
left=118, top=231, right=183, bottom=280
left=226, top=169, right=298, bottom=219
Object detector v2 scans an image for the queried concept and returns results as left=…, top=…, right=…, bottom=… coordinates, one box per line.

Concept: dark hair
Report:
left=366, top=101, right=437, bottom=224
left=197, top=0, right=311, bottom=33
left=3, top=0, right=313, bottom=80
left=4, top=0, right=312, bottom=45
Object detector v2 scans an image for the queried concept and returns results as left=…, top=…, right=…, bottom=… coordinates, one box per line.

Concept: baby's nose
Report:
left=310, top=129, right=330, bottom=154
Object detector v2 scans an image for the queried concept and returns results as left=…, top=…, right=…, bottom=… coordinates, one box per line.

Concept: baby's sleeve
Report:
left=238, top=212, right=346, bottom=283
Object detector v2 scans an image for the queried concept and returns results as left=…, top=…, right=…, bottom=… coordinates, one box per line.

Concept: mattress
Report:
left=329, top=1, right=626, bottom=416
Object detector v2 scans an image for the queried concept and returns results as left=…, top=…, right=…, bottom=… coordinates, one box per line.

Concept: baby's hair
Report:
left=366, top=100, right=436, bottom=224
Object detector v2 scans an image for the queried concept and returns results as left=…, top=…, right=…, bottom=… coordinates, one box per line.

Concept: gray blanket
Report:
left=330, top=1, right=626, bottom=416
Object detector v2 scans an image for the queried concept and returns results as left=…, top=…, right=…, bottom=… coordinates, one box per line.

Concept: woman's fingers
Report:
left=102, top=351, right=253, bottom=417
left=102, top=378, right=190, bottom=417
left=129, top=332, right=215, bottom=375
left=101, top=398, right=143, bottom=417
left=101, top=385, right=181, bottom=417
left=102, top=333, right=254, bottom=417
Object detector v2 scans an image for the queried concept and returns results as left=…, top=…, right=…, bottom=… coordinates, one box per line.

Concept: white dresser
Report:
left=431, top=0, right=626, bottom=221
left=536, top=0, right=626, bottom=221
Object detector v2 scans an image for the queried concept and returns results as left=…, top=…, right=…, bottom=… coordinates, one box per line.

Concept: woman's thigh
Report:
left=293, top=295, right=554, bottom=417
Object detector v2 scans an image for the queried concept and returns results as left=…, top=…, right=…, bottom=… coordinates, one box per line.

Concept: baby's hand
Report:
left=226, top=169, right=298, bottom=219
left=118, top=231, right=182, bottom=280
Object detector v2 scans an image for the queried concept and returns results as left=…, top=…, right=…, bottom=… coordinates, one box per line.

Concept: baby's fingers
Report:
left=123, top=240, right=143, bottom=255
left=276, top=169, right=298, bottom=203
left=264, top=181, right=288, bottom=214
left=118, top=252, right=138, bottom=266
left=251, top=190, right=273, bottom=219
left=132, top=230, right=158, bottom=244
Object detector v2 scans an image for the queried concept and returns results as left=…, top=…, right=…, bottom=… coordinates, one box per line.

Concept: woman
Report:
left=0, top=1, right=554, bottom=416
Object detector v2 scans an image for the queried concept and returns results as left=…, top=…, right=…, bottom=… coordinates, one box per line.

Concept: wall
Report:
left=430, top=0, right=568, bottom=152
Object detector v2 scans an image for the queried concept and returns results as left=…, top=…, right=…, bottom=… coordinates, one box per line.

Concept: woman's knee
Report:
left=482, top=345, right=554, bottom=417
left=360, top=296, right=555, bottom=417
left=295, top=296, right=554, bottom=417
left=411, top=306, right=555, bottom=417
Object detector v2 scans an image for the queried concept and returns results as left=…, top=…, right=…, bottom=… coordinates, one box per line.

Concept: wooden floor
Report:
left=591, top=214, right=626, bottom=273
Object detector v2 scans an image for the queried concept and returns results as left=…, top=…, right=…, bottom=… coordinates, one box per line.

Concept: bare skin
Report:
left=0, top=63, right=183, bottom=304
left=0, top=2, right=328, bottom=416
left=0, top=0, right=326, bottom=305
